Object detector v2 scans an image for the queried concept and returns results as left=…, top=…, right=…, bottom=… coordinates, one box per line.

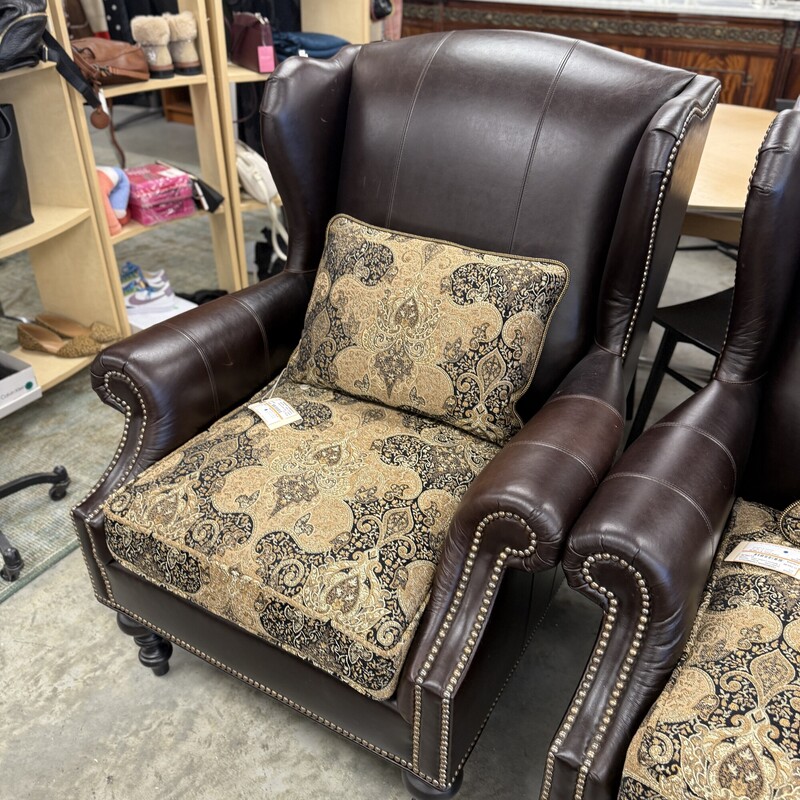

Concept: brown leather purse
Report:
left=70, top=37, right=149, bottom=86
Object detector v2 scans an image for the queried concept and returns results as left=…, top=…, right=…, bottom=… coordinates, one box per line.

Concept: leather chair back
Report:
left=748, top=299, right=800, bottom=508
left=262, top=31, right=720, bottom=410
left=700, top=108, right=800, bottom=509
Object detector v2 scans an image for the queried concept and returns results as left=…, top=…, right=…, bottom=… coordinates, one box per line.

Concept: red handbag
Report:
left=230, top=12, right=275, bottom=74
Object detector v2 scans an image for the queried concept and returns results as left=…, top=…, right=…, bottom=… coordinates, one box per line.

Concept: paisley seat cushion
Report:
left=619, top=498, right=800, bottom=800
left=103, top=380, right=499, bottom=700
left=286, top=214, right=569, bottom=446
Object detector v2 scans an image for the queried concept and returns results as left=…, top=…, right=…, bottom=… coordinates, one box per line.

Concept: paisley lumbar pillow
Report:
left=287, top=214, right=569, bottom=445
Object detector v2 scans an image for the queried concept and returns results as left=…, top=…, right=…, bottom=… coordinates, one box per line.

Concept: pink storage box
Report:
left=126, top=163, right=195, bottom=226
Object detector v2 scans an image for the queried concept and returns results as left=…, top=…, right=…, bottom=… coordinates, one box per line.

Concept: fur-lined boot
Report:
left=165, top=11, right=201, bottom=76
left=131, top=15, right=173, bottom=79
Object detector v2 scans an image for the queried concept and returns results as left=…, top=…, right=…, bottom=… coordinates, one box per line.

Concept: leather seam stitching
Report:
left=385, top=32, right=454, bottom=228
left=649, top=421, right=738, bottom=483
left=163, top=323, right=220, bottom=418
left=605, top=472, right=713, bottom=534
left=506, top=440, right=599, bottom=485
left=713, top=373, right=767, bottom=386
left=510, top=40, right=578, bottom=251
left=546, top=393, right=624, bottom=424
left=229, top=296, right=272, bottom=378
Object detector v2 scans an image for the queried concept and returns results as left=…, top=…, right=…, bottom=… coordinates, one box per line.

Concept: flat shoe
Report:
left=17, top=323, right=105, bottom=358
left=34, top=312, right=120, bottom=344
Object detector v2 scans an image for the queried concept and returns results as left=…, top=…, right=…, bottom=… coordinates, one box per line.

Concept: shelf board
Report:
left=0, top=205, right=92, bottom=259
left=239, top=191, right=283, bottom=214
left=110, top=207, right=217, bottom=244
left=103, top=72, right=208, bottom=99
left=227, top=64, right=271, bottom=84
left=0, top=60, right=56, bottom=83
left=239, top=192, right=267, bottom=213
left=8, top=347, right=94, bottom=391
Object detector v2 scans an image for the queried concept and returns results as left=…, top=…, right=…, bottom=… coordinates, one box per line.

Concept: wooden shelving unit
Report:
left=0, top=0, right=247, bottom=393
left=109, top=207, right=222, bottom=245
left=0, top=207, right=92, bottom=260
left=205, top=3, right=273, bottom=285
left=103, top=71, right=208, bottom=99
left=301, top=0, right=381, bottom=44
left=205, top=1, right=381, bottom=284
left=227, top=65, right=271, bottom=85
left=0, top=2, right=124, bottom=391
left=66, top=0, right=245, bottom=328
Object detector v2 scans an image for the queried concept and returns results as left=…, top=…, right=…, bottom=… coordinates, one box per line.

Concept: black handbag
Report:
left=0, top=1, right=110, bottom=130
left=0, top=104, right=34, bottom=236
left=0, top=0, right=47, bottom=72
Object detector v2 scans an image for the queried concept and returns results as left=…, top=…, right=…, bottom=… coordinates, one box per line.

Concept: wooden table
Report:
left=683, top=103, right=778, bottom=244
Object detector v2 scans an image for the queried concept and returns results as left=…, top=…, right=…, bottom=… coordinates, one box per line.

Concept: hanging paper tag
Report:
left=98, top=88, right=109, bottom=116
left=725, top=540, right=800, bottom=579
left=249, top=398, right=301, bottom=430
left=258, top=45, right=276, bottom=73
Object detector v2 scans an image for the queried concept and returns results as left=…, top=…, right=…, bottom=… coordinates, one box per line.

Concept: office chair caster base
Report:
left=0, top=530, right=24, bottom=581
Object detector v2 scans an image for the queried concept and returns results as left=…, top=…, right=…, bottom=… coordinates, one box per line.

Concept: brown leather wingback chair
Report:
left=73, top=32, right=718, bottom=799
left=555, top=105, right=800, bottom=800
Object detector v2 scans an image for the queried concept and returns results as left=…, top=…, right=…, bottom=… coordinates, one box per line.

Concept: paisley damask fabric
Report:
left=619, top=498, right=800, bottom=800
left=103, top=379, right=499, bottom=699
left=286, top=214, right=569, bottom=446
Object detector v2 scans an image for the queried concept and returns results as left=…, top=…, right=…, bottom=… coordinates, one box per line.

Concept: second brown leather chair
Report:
left=554, top=105, right=800, bottom=800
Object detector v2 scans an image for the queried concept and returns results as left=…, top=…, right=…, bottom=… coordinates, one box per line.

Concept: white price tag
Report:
left=725, top=540, right=800, bottom=579
left=98, top=88, right=109, bottom=116
left=249, top=398, right=302, bottom=430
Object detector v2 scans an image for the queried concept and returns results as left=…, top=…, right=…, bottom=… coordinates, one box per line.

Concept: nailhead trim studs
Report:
left=98, top=597, right=439, bottom=784
left=622, top=85, right=721, bottom=358
left=539, top=554, right=650, bottom=800
left=414, top=511, right=537, bottom=787
left=72, top=371, right=149, bottom=600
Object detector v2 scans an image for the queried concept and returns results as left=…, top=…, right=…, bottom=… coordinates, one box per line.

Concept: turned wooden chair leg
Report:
left=402, top=770, right=464, bottom=800
left=116, top=612, right=173, bottom=676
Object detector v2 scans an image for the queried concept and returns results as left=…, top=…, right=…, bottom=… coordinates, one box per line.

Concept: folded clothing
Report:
left=272, top=31, right=349, bottom=61
left=96, top=166, right=131, bottom=235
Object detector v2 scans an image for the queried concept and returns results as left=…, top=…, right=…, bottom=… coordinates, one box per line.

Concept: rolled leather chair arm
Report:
left=75, top=270, right=312, bottom=523
left=547, top=379, right=761, bottom=800
left=398, top=346, right=626, bottom=717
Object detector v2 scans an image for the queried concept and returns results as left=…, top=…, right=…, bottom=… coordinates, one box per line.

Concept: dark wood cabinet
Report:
left=402, top=1, right=800, bottom=108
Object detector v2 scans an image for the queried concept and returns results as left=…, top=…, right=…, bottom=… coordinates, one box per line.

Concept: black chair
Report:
left=0, top=467, right=70, bottom=580
left=627, top=286, right=733, bottom=442
left=0, top=304, right=71, bottom=581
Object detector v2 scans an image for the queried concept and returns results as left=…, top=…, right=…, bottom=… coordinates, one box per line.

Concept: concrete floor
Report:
left=0, top=109, right=736, bottom=800
left=0, top=554, right=602, bottom=800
